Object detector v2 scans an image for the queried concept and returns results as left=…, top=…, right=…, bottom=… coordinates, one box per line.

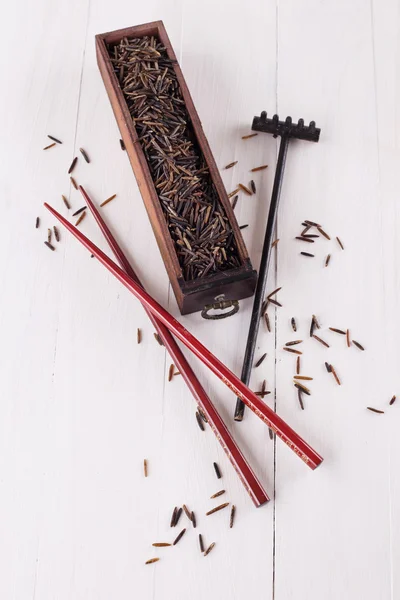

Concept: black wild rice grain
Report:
left=317, top=226, right=331, bottom=240
left=265, top=312, right=271, bottom=332
left=291, top=317, right=297, bottom=332
left=297, top=389, right=305, bottom=410
left=231, top=195, right=238, bottom=210
left=295, top=236, right=314, bottom=243
left=346, top=329, right=351, bottom=348
left=269, top=298, right=282, bottom=307
left=310, top=318, right=315, bottom=338
left=72, top=206, right=87, bottom=217
left=255, top=390, right=271, bottom=397
left=182, top=505, right=191, bottom=520
left=352, top=340, right=365, bottom=351
left=196, top=411, right=205, bottom=431
left=75, top=212, right=86, bottom=227
left=330, top=365, right=341, bottom=385
left=268, top=428, right=274, bottom=440
left=191, top=511, right=197, bottom=528
left=43, top=142, right=56, bottom=150
left=152, top=542, right=171, bottom=547
left=170, top=506, right=178, bottom=527
left=325, top=254, right=331, bottom=267
left=119, top=138, right=126, bottom=151
left=228, top=188, right=240, bottom=198
left=336, top=236, right=344, bottom=250
left=254, top=353, right=267, bottom=368
left=325, top=362, right=332, bottom=373
left=251, top=165, right=268, bottom=172
left=210, top=490, right=225, bottom=499
left=267, top=287, right=282, bottom=298
left=304, top=220, right=321, bottom=227
left=68, top=157, right=78, bottom=174
left=174, top=507, right=183, bottom=527
left=204, top=542, right=216, bottom=557
left=283, top=347, right=302, bottom=355
left=70, top=176, right=78, bottom=190
left=173, top=528, right=186, bottom=545
left=300, top=252, right=314, bottom=257
left=294, top=382, right=311, bottom=396
left=230, top=505, right=236, bottom=528
left=145, top=558, right=160, bottom=564
left=206, top=502, right=229, bottom=516
left=250, top=180, right=256, bottom=194
left=198, top=408, right=208, bottom=423
left=313, top=315, right=321, bottom=329
left=296, top=356, right=300, bottom=374
left=255, top=380, right=270, bottom=398
left=329, top=327, right=346, bottom=335
left=238, top=183, right=252, bottom=195
left=143, top=459, right=148, bottom=477
left=312, top=334, right=330, bottom=348
left=44, top=241, right=55, bottom=251
left=213, top=462, right=222, bottom=479
left=47, top=135, right=62, bottom=144
left=310, top=315, right=320, bottom=337
left=137, top=328, right=142, bottom=344
left=79, top=148, right=90, bottom=163
left=390, top=396, right=396, bottom=405
left=367, top=407, right=384, bottom=414
left=224, top=161, right=238, bottom=169
left=62, top=195, right=70, bottom=209
left=100, top=194, right=117, bottom=207
left=261, top=300, right=269, bottom=315
left=199, top=534, right=204, bottom=552
left=285, top=340, right=303, bottom=346
left=239, top=224, right=249, bottom=230
left=53, top=226, right=60, bottom=242
left=35, top=217, right=40, bottom=229
left=154, top=333, right=164, bottom=346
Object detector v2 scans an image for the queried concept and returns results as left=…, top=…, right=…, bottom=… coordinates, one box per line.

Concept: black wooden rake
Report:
left=234, top=112, right=321, bottom=421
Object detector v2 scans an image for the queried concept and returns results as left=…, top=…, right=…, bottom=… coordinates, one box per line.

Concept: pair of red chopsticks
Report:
left=45, top=189, right=322, bottom=506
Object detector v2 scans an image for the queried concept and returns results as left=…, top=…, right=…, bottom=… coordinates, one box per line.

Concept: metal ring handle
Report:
left=201, top=300, right=240, bottom=320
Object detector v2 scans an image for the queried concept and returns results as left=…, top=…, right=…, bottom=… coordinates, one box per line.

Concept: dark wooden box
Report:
left=95, top=21, right=257, bottom=315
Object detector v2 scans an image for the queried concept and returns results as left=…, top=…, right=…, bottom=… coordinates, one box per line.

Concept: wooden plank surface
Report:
left=0, top=0, right=399, bottom=598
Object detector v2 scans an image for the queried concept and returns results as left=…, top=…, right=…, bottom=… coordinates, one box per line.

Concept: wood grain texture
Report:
left=0, top=0, right=399, bottom=598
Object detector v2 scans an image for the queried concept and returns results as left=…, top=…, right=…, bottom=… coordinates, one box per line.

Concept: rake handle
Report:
left=234, top=135, right=290, bottom=421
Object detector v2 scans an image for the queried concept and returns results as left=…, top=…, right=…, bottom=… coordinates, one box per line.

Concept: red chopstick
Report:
left=79, top=186, right=269, bottom=507
left=45, top=202, right=323, bottom=470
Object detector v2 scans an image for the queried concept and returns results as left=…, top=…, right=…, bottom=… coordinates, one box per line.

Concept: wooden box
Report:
left=95, top=21, right=257, bottom=315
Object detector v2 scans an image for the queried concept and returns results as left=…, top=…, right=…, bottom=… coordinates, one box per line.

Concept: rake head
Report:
left=252, top=111, right=321, bottom=142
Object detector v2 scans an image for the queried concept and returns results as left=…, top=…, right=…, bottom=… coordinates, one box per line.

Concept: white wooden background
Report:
left=1, top=0, right=400, bottom=598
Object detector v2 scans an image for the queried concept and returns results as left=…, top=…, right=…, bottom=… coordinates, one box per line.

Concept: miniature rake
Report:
left=234, top=112, right=321, bottom=421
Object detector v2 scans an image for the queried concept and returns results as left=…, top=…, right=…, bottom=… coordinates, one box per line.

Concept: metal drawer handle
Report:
left=201, top=299, right=239, bottom=320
